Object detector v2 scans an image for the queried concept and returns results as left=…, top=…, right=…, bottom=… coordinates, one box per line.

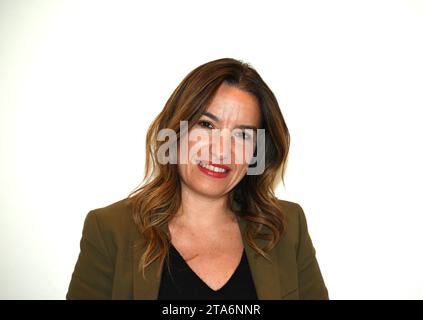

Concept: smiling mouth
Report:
left=197, top=161, right=231, bottom=178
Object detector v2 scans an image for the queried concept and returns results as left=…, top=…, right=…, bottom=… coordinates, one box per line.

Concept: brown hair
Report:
left=128, top=58, right=290, bottom=278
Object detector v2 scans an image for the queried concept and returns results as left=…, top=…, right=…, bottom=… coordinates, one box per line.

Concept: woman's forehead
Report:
left=203, top=85, right=261, bottom=126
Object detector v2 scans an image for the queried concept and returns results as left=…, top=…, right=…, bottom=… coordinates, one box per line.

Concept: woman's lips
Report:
left=197, top=161, right=231, bottom=179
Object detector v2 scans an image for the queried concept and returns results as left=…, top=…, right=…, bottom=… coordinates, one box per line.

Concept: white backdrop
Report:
left=1, top=0, right=422, bottom=299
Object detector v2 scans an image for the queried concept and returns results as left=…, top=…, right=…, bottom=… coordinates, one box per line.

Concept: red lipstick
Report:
left=197, top=160, right=231, bottom=179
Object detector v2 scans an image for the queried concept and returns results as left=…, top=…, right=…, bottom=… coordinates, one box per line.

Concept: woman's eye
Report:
left=198, top=120, right=214, bottom=129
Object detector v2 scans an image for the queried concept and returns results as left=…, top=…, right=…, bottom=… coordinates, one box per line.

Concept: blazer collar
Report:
left=132, top=217, right=292, bottom=300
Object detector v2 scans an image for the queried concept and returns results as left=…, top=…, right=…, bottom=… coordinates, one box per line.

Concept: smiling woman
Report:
left=66, top=58, right=329, bottom=300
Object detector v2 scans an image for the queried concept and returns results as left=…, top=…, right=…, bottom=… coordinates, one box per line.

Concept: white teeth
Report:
left=198, top=161, right=228, bottom=173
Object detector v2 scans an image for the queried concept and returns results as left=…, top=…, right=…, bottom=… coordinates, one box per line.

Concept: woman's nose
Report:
left=210, top=129, right=232, bottom=163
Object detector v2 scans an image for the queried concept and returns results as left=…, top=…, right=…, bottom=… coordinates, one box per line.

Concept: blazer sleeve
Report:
left=295, top=204, right=329, bottom=300
left=66, top=210, right=114, bottom=299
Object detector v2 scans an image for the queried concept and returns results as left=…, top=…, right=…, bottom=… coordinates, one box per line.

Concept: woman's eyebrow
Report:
left=201, top=111, right=258, bottom=130
left=201, top=111, right=220, bottom=122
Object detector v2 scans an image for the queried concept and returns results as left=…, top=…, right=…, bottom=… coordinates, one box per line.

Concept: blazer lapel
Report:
left=132, top=237, right=163, bottom=300
left=238, top=218, right=283, bottom=299
left=133, top=220, right=174, bottom=299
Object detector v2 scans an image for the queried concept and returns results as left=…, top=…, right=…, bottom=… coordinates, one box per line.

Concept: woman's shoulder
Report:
left=276, top=198, right=306, bottom=223
left=88, top=197, right=133, bottom=222
left=274, top=198, right=311, bottom=245
left=84, top=197, right=138, bottom=241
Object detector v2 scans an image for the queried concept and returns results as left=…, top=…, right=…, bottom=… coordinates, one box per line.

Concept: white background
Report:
left=1, top=0, right=422, bottom=299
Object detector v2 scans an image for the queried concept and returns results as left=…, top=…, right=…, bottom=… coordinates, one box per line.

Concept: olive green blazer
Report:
left=66, top=198, right=329, bottom=300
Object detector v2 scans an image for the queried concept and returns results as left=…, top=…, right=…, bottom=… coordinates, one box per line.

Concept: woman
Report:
left=66, top=58, right=329, bottom=300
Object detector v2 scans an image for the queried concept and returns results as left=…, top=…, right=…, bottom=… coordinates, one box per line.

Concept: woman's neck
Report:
left=172, top=184, right=236, bottom=229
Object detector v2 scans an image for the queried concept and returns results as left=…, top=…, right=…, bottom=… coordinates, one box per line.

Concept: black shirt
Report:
left=158, top=243, right=258, bottom=300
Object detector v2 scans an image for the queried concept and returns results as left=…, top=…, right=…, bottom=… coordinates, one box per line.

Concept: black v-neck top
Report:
left=157, top=244, right=258, bottom=300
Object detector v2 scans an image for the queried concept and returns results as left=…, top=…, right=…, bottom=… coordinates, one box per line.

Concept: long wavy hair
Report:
left=128, top=58, right=290, bottom=279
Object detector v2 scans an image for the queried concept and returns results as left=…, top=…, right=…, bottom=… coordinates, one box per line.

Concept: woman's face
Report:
left=177, top=83, right=262, bottom=199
